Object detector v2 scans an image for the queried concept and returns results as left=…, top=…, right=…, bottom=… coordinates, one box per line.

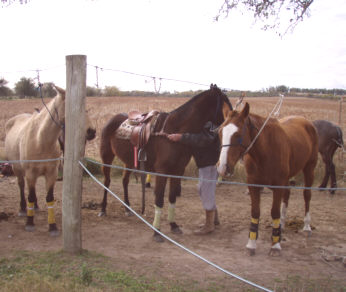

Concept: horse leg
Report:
left=168, top=177, right=182, bottom=234
left=319, top=153, right=330, bottom=190
left=302, top=165, right=315, bottom=236
left=280, top=187, right=291, bottom=231
left=329, top=146, right=338, bottom=194
left=246, top=186, right=261, bottom=255
left=99, top=156, right=114, bottom=217
left=44, top=172, right=59, bottom=236
left=25, top=177, right=37, bottom=232
left=152, top=175, right=167, bottom=243
left=17, top=175, right=27, bottom=217
left=122, top=169, right=132, bottom=216
left=269, top=189, right=283, bottom=256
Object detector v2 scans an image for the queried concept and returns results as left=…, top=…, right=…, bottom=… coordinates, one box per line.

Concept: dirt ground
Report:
left=0, top=173, right=345, bottom=291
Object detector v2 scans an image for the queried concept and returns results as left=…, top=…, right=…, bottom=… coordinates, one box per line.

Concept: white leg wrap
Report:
left=271, top=242, right=282, bottom=250
left=303, top=212, right=311, bottom=232
left=246, top=239, right=257, bottom=250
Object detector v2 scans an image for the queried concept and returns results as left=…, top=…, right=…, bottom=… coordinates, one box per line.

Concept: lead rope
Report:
left=242, top=94, right=285, bottom=156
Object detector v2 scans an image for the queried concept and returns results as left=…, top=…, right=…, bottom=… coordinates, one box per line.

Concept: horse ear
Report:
left=222, top=101, right=231, bottom=119
left=240, top=102, right=250, bottom=119
left=53, top=86, right=66, bottom=99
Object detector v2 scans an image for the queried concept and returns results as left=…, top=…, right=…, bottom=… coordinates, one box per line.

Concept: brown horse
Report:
left=99, top=84, right=232, bottom=242
left=217, top=102, right=318, bottom=255
left=5, top=86, right=96, bottom=236
left=313, top=119, right=344, bottom=194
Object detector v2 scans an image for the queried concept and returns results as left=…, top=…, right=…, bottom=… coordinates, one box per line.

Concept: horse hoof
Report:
left=125, top=210, right=133, bottom=217
left=49, top=230, right=60, bottom=237
left=153, top=231, right=164, bottom=243
left=98, top=211, right=106, bottom=217
left=25, top=225, right=35, bottom=232
left=269, top=248, right=281, bottom=257
left=247, top=248, right=256, bottom=256
left=170, top=222, right=183, bottom=234
left=18, top=210, right=27, bottom=217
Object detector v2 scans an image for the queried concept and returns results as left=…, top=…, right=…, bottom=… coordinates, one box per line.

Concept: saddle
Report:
left=128, top=110, right=160, bottom=149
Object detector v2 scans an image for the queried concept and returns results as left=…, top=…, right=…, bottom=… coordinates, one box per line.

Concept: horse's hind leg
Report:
left=319, top=153, right=330, bottom=190
left=168, top=177, right=182, bottom=234
left=99, top=152, right=115, bottom=216
left=122, top=168, right=132, bottom=216
left=302, top=165, right=315, bottom=236
left=329, top=146, right=338, bottom=194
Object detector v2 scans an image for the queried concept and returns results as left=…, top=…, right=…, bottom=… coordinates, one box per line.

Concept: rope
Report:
left=242, top=94, right=284, bottom=156
left=83, top=158, right=346, bottom=192
left=0, top=158, right=62, bottom=164
left=79, top=161, right=273, bottom=292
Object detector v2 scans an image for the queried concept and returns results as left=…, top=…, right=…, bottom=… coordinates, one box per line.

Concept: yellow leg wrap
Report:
left=272, top=236, right=280, bottom=244
left=146, top=174, right=151, bottom=184
left=272, top=218, right=280, bottom=228
left=251, top=217, right=259, bottom=224
left=47, top=201, right=56, bottom=225
left=249, top=231, right=257, bottom=240
left=167, top=203, right=176, bottom=223
left=153, top=205, right=162, bottom=229
left=27, top=202, right=35, bottom=217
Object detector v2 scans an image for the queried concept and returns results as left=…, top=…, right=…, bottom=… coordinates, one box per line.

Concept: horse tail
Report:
left=100, top=113, right=128, bottom=161
left=335, top=126, right=344, bottom=148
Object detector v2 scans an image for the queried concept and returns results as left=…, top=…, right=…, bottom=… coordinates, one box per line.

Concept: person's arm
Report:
left=167, top=129, right=217, bottom=147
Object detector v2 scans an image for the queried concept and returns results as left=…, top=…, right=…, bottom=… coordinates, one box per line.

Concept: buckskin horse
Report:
left=217, top=102, right=318, bottom=255
left=313, top=119, right=344, bottom=194
left=99, top=84, right=232, bottom=242
left=5, top=86, right=96, bottom=236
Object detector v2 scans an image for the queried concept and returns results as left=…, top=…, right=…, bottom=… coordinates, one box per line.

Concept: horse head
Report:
left=208, top=84, right=233, bottom=126
left=217, top=102, right=251, bottom=177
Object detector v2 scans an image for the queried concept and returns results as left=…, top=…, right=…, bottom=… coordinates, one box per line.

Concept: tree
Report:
left=216, top=0, right=314, bottom=35
left=0, top=78, right=13, bottom=97
left=40, top=82, right=57, bottom=98
left=15, top=77, right=37, bottom=98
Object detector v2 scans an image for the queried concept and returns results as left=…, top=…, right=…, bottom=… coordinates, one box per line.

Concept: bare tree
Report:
left=216, top=0, right=314, bottom=35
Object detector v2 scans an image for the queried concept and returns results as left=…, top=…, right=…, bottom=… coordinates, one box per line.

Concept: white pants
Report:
left=198, top=165, right=218, bottom=211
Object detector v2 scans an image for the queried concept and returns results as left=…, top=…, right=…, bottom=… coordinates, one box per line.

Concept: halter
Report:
left=221, top=118, right=252, bottom=150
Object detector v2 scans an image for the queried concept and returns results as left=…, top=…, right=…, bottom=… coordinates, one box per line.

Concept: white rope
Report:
left=79, top=161, right=273, bottom=292
left=0, top=158, right=63, bottom=164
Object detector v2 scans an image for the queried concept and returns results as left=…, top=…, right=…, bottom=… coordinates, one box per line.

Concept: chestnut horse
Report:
left=99, top=84, right=232, bottom=242
left=217, top=102, right=318, bottom=255
left=5, top=86, right=96, bottom=236
left=313, top=120, right=344, bottom=194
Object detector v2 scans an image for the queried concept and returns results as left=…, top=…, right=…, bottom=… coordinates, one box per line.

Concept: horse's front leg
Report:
left=246, top=186, right=261, bottom=255
left=17, top=175, right=27, bottom=217
left=168, top=177, right=182, bottom=234
left=152, top=174, right=167, bottom=243
left=269, top=189, right=283, bottom=256
left=25, top=177, right=37, bottom=232
left=45, top=173, right=59, bottom=236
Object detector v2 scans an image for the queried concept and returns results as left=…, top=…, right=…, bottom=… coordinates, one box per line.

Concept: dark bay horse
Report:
left=5, top=86, right=96, bottom=236
left=99, top=84, right=232, bottom=242
left=313, top=120, right=344, bottom=194
left=217, top=102, right=318, bottom=255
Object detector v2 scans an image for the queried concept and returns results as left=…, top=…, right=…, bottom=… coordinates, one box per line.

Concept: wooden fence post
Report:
left=62, top=55, right=87, bottom=254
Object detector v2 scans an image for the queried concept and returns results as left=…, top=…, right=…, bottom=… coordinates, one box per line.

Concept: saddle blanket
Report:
left=116, top=119, right=135, bottom=140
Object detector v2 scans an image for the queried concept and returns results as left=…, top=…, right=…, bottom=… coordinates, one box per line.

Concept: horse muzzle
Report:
left=217, top=163, right=233, bottom=177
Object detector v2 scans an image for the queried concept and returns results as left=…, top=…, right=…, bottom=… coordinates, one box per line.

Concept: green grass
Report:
left=0, top=250, right=203, bottom=292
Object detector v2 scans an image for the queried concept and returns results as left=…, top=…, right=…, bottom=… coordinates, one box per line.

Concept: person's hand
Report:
left=167, top=133, right=182, bottom=142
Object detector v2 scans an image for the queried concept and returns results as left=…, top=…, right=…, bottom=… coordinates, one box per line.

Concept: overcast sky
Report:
left=1, top=0, right=345, bottom=92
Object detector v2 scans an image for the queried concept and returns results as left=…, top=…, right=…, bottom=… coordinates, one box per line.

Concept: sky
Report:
left=1, top=0, right=346, bottom=93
